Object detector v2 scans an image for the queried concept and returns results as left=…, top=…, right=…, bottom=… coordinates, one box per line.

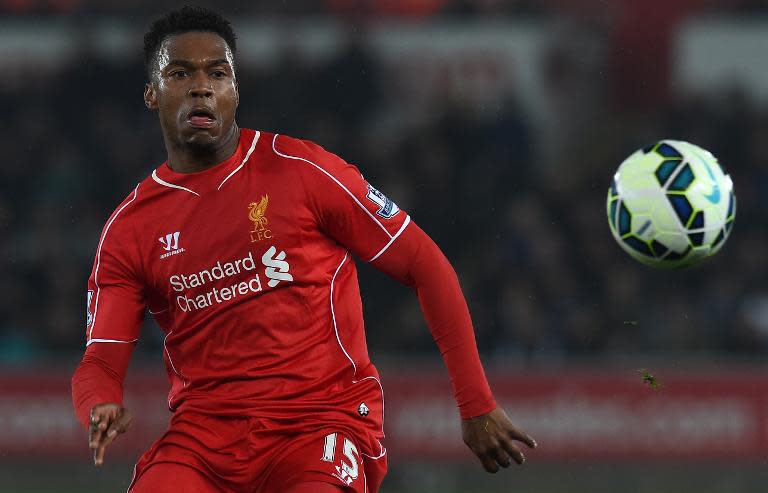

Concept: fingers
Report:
left=94, top=441, right=108, bottom=467
left=88, top=407, right=114, bottom=451
left=499, top=437, right=526, bottom=465
left=475, top=445, right=515, bottom=472
left=93, top=422, right=120, bottom=467
left=462, top=408, right=537, bottom=474
left=490, top=444, right=513, bottom=468
left=90, top=409, right=114, bottom=467
left=94, top=427, right=118, bottom=466
left=508, top=425, right=537, bottom=449
left=499, top=424, right=536, bottom=466
left=88, top=405, right=131, bottom=467
left=104, top=410, right=133, bottom=446
left=471, top=438, right=514, bottom=473
left=477, top=449, right=500, bottom=473
left=88, top=413, right=102, bottom=450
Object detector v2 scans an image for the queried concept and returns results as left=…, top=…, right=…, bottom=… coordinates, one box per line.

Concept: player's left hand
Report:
left=461, top=406, right=536, bottom=473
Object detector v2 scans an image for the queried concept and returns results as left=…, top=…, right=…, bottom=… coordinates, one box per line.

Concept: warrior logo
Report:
left=249, top=195, right=273, bottom=242
left=159, top=232, right=185, bottom=259
left=159, top=232, right=180, bottom=251
left=357, top=402, right=369, bottom=417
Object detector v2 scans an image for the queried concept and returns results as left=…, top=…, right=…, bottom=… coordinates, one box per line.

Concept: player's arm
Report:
left=71, top=187, right=145, bottom=466
left=370, top=222, right=537, bottom=472
left=277, top=136, right=535, bottom=472
left=72, top=341, right=135, bottom=466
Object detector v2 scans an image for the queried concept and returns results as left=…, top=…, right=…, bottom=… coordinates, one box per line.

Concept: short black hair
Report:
left=143, top=5, right=237, bottom=80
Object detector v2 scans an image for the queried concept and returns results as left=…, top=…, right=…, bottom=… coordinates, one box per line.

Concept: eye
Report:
left=170, top=70, right=188, bottom=78
left=211, top=70, right=227, bottom=78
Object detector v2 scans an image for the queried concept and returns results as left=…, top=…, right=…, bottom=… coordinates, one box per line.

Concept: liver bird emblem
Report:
left=248, top=195, right=269, bottom=232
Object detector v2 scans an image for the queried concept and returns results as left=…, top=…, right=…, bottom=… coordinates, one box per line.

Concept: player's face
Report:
left=144, top=31, right=239, bottom=151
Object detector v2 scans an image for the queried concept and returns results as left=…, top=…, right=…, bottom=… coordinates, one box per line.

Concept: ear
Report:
left=144, top=82, right=158, bottom=110
left=234, top=79, right=240, bottom=108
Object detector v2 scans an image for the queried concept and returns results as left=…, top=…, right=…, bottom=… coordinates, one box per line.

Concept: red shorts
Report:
left=128, top=411, right=387, bottom=493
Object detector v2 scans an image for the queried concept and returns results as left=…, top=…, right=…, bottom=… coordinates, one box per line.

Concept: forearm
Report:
left=71, top=342, right=134, bottom=429
left=372, top=223, right=496, bottom=419
left=413, top=247, right=496, bottom=418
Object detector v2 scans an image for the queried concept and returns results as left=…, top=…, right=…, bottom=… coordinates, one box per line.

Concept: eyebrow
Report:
left=165, top=58, right=232, bottom=69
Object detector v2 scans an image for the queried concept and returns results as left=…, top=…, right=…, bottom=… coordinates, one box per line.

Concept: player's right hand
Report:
left=88, top=403, right=133, bottom=467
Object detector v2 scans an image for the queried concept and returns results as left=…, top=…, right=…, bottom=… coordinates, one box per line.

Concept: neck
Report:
left=165, top=124, right=241, bottom=173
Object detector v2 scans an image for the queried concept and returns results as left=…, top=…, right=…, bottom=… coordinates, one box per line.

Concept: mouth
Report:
left=186, top=108, right=217, bottom=129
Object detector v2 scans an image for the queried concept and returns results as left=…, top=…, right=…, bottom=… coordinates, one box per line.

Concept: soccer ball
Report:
left=607, top=140, right=735, bottom=268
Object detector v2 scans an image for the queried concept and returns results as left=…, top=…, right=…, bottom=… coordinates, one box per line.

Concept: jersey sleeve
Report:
left=371, top=221, right=497, bottom=419
left=71, top=341, right=135, bottom=429
left=85, top=186, right=145, bottom=346
left=273, top=135, right=410, bottom=262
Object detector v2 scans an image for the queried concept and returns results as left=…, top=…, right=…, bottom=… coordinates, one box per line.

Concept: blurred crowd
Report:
left=2, top=6, right=768, bottom=368
left=5, top=0, right=768, bottom=17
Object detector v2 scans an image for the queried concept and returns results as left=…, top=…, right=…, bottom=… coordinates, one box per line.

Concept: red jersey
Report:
left=80, top=128, right=495, bottom=458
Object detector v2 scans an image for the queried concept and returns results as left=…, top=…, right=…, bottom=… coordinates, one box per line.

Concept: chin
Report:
left=184, top=133, right=219, bottom=152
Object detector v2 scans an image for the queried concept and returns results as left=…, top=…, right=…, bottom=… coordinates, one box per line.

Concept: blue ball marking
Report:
left=655, top=160, right=679, bottom=187
left=727, top=192, right=735, bottom=218
left=636, top=219, right=652, bottom=237
left=623, top=236, right=653, bottom=257
left=726, top=218, right=734, bottom=233
left=711, top=229, right=726, bottom=249
left=656, top=143, right=683, bottom=158
left=689, top=210, right=704, bottom=229
left=651, top=240, right=669, bottom=258
left=618, top=202, right=632, bottom=236
left=668, top=163, right=694, bottom=191
left=668, top=195, right=693, bottom=224
left=688, top=232, right=704, bottom=247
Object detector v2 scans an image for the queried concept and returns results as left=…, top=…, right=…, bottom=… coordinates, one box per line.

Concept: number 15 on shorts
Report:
left=322, top=433, right=359, bottom=486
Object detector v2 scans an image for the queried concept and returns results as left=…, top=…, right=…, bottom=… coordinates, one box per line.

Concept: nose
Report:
left=188, top=71, right=213, bottom=98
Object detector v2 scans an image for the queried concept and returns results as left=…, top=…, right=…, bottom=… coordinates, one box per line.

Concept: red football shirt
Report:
left=84, top=129, right=495, bottom=456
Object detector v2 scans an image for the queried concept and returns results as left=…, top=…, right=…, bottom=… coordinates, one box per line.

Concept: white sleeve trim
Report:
left=86, top=338, right=138, bottom=347
left=368, top=215, right=411, bottom=262
left=89, top=184, right=140, bottom=342
left=271, top=134, right=392, bottom=239
left=217, top=131, right=260, bottom=190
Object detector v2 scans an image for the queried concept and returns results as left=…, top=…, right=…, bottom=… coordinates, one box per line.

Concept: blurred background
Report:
left=2, top=0, right=768, bottom=492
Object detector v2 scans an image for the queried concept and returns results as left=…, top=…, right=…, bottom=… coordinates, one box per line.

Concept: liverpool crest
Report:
left=248, top=195, right=273, bottom=242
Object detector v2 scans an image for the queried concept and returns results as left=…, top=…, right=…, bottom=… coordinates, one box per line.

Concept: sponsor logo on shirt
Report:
left=262, top=245, right=293, bottom=287
left=159, top=231, right=185, bottom=259
left=248, top=195, right=273, bottom=242
left=366, top=184, right=400, bottom=219
left=169, top=245, right=292, bottom=313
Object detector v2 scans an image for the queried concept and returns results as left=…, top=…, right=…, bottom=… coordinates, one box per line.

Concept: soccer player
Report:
left=71, top=6, right=536, bottom=493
